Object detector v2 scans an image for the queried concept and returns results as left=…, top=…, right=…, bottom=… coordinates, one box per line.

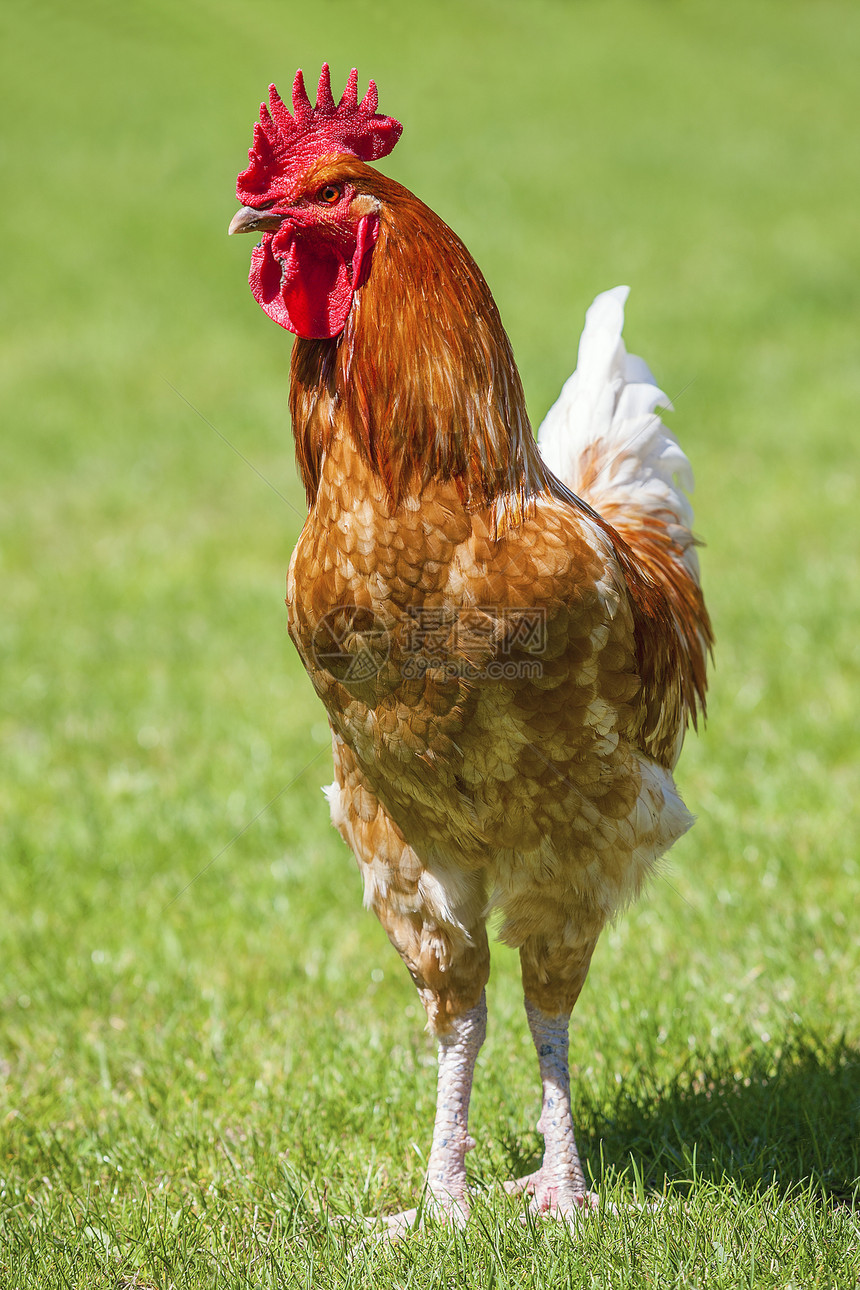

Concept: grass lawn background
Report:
left=1, top=0, right=858, bottom=1284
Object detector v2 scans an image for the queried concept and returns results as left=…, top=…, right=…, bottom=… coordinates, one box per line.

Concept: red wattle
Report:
left=248, top=214, right=380, bottom=340
left=249, top=236, right=293, bottom=332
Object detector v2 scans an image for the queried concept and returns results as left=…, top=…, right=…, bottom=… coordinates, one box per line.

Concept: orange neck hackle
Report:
left=289, top=168, right=552, bottom=520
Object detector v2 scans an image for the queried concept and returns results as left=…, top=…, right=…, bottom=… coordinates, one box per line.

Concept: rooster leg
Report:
left=426, top=990, right=487, bottom=1211
left=503, top=1001, right=598, bottom=1216
left=503, top=932, right=600, bottom=1218
left=380, top=992, right=487, bottom=1236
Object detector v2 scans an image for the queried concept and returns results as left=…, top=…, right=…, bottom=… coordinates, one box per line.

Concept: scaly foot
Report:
left=503, top=1170, right=601, bottom=1219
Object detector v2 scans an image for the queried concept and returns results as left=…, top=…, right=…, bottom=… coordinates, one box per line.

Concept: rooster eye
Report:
left=317, top=184, right=341, bottom=204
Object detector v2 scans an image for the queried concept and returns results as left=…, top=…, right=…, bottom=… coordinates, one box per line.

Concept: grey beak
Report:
left=228, top=205, right=284, bottom=236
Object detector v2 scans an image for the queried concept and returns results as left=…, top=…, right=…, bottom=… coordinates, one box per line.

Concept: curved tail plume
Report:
left=539, top=286, right=712, bottom=760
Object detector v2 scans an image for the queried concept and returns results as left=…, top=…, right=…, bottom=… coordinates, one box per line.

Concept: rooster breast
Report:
left=287, top=437, right=692, bottom=964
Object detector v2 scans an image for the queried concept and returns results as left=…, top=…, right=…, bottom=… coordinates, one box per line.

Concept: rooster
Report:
left=229, top=65, right=711, bottom=1229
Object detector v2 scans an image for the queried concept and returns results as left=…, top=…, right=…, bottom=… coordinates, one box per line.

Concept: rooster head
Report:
left=229, top=65, right=402, bottom=340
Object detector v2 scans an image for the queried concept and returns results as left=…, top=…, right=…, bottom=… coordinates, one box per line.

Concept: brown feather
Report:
left=281, top=156, right=710, bottom=1030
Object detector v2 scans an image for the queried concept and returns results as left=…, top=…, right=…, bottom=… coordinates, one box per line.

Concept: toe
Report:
left=375, top=1190, right=470, bottom=1239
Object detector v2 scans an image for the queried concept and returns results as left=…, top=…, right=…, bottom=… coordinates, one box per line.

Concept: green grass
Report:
left=2, top=0, right=859, bottom=1284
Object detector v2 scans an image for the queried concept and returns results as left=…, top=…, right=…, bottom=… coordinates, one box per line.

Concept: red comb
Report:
left=236, top=64, right=402, bottom=204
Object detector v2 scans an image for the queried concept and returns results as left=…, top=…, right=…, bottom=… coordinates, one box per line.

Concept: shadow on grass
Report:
left=504, top=1033, right=860, bottom=1201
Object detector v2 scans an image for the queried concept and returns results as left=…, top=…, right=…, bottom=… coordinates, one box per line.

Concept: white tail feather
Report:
left=537, top=286, right=701, bottom=584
